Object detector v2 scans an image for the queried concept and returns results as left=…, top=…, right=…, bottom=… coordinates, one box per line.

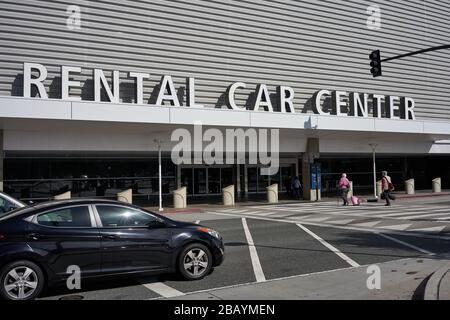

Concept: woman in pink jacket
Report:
left=338, top=173, right=351, bottom=206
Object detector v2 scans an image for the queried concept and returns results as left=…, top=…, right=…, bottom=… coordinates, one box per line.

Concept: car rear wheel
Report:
left=0, top=260, right=44, bottom=300
left=178, top=243, right=212, bottom=280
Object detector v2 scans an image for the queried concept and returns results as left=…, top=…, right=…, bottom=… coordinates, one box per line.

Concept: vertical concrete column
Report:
left=243, top=165, right=248, bottom=198
left=302, top=138, right=320, bottom=201
left=236, top=164, right=241, bottom=199
left=176, top=165, right=181, bottom=188
left=432, top=178, right=441, bottom=193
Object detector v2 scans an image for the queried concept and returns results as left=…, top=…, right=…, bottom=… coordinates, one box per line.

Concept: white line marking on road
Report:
left=301, top=216, right=332, bottom=222
left=326, top=219, right=355, bottom=225
left=296, top=223, right=360, bottom=267
left=375, top=232, right=434, bottom=255
left=398, top=212, right=450, bottom=220
left=141, top=281, right=185, bottom=298
left=379, top=223, right=412, bottom=231
left=351, top=221, right=382, bottom=228
left=195, top=220, right=200, bottom=224
left=408, top=226, right=446, bottom=233
left=206, top=211, right=450, bottom=240
left=148, top=263, right=366, bottom=300
left=241, top=218, right=266, bottom=282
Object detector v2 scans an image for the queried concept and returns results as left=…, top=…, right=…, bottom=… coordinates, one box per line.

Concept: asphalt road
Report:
left=39, top=199, right=450, bottom=300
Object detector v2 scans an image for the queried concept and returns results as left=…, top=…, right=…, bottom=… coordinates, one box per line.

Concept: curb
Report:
left=424, top=262, right=450, bottom=300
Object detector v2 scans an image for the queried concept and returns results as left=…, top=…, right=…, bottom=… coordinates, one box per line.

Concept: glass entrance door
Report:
left=194, top=168, right=207, bottom=194
left=180, top=166, right=234, bottom=196
left=247, top=165, right=295, bottom=194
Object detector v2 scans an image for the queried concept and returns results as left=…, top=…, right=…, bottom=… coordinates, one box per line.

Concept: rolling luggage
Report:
left=351, top=196, right=361, bottom=206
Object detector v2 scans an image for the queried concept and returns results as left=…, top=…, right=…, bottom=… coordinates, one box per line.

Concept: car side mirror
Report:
left=147, top=220, right=167, bottom=228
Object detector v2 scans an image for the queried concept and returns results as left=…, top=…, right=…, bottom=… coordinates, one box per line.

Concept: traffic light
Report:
left=369, top=50, right=382, bottom=77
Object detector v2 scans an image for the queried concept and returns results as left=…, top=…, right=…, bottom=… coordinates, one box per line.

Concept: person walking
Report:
left=292, top=176, right=302, bottom=200
left=381, top=171, right=395, bottom=206
left=338, top=173, right=350, bottom=206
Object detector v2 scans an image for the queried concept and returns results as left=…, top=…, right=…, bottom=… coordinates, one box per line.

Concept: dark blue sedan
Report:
left=0, top=199, right=224, bottom=300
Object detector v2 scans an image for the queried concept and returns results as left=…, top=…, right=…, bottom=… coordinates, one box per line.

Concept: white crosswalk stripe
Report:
left=244, top=204, right=450, bottom=222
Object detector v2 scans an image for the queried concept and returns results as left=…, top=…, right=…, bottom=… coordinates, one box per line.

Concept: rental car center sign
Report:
left=22, top=63, right=416, bottom=120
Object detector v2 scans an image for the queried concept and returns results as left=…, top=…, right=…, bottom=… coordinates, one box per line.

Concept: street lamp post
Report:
left=154, top=139, right=163, bottom=211
left=369, top=143, right=378, bottom=200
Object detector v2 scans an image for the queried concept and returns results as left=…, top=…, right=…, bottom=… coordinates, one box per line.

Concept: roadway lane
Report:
left=303, top=225, right=431, bottom=265
left=246, top=219, right=350, bottom=279
left=160, top=218, right=256, bottom=293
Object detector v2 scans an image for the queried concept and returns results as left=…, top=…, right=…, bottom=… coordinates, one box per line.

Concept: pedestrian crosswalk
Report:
left=246, top=203, right=450, bottom=222
left=207, top=202, right=450, bottom=236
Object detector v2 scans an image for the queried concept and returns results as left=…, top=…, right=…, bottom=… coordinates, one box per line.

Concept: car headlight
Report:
left=197, top=227, right=221, bottom=239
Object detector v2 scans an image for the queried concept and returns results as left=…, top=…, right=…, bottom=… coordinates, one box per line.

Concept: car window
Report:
left=0, top=197, right=16, bottom=214
left=96, top=205, right=157, bottom=227
left=37, top=206, right=92, bottom=228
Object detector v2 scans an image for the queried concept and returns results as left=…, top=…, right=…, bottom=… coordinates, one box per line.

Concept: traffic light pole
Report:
left=381, top=44, right=450, bottom=63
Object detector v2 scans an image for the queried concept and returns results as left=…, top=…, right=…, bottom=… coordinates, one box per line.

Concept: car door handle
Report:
left=102, top=234, right=119, bottom=240
left=27, top=233, right=41, bottom=241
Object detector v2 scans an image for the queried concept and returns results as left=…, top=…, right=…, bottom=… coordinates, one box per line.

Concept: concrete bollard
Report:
left=117, top=188, right=132, bottom=204
left=266, top=184, right=278, bottom=204
left=173, top=186, right=187, bottom=209
left=376, top=180, right=382, bottom=197
left=222, top=185, right=235, bottom=206
left=54, top=191, right=71, bottom=200
left=405, top=179, right=415, bottom=195
left=432, top=178, right=442, bottom=193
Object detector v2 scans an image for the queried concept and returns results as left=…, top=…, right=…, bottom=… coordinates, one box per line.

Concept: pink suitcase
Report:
left=351, top=196, right=361, bottom=206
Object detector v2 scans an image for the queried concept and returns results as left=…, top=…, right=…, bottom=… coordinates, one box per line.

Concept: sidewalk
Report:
left=424, top=261, right=450, bottom=300
left=170, top=258, right=450, bottom=300
left=147, top=191, right=450, bottom=213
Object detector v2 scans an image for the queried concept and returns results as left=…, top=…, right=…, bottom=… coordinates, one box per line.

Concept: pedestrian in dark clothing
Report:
left=292, top=176, right=301, bottom=200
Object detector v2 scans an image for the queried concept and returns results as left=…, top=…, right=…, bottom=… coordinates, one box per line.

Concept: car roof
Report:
left=0, top=198, right=140, bottom=221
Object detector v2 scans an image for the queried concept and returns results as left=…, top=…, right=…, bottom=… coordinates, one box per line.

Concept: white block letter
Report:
left=279, top=86, right=295, bottom=113
left=94, top=69, right=119, bottom=103
left=351, top=92, right=369, bottom=117
left=227, top=82, right=246, bottom=110
left=156, top=75, right=180, bottom=106
left=334, top=91, right=348, bottom=117
left=62, top=66, right=81, bottom=101
left=314, top=90, right=331, bottom=115
left=186, top=77, right=203, bottom=108
left=388, top=96, right=400, bottom=119
left=253, top=84, right=273, bottom=112
left=129, top=72, right=149, bottom=104
left=23, top=63, right=48, bottom=98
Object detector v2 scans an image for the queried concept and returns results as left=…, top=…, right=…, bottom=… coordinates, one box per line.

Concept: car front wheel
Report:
left=178, top=243, right=213, bottom=280
left=0, top=260, right=45, bottom=300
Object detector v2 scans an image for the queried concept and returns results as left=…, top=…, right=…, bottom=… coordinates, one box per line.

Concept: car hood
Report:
left=174, top=221, right=201, bottom=228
